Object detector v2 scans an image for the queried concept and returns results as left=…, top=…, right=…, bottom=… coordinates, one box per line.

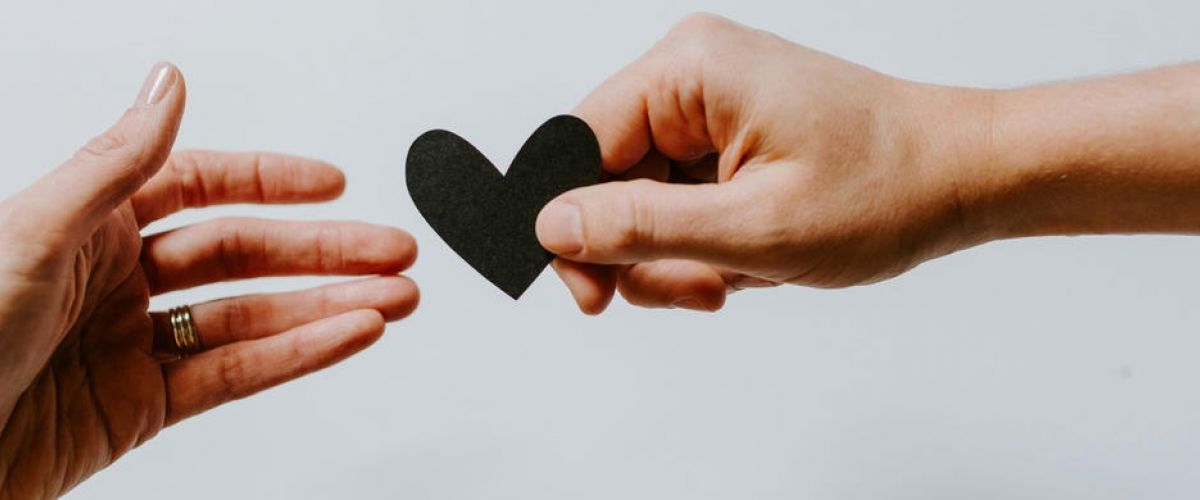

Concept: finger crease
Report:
left=216, top=353, right=245, bottom=401
left=250, top=153, right=268, bottom=203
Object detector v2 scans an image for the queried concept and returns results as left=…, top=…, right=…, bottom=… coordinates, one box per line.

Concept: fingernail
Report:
left=537, top=201, right=583, bottom=254
left=134, top=63, right=175, bottom=107
left=672, top=298, right=707, bottom=311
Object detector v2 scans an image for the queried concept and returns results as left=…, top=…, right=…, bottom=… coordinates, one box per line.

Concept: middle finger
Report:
left=142, top=217, right=417, bottom=294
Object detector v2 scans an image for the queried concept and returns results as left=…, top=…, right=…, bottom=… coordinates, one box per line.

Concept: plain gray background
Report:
left=1, top=0, right=1199, bottom=498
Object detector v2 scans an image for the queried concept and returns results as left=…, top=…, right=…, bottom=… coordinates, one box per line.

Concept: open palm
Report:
left=0, top=64, right=418, bottom=499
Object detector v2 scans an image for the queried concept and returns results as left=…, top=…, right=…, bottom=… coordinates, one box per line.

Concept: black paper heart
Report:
left=406, top=115, right=601, bottom=299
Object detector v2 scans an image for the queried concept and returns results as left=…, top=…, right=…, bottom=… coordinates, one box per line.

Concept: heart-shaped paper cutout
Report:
left=406, top=115, right=601, bottom=298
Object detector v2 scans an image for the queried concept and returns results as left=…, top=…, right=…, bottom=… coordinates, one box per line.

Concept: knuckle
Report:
left=167, top=152, right=210, bottom=207
left=660, top=13, right=762, bottom=76
left=288, top=334, right=312, bottom=368
left=318, top=285, right=344, bottom=316
left=222, top=299, right=252, bottom=341
left=668, top=12, right=731, bottom=40
left=215, top=353, right=249, bottom=400
left=74, top=124, right=155, bottom=189
left=664, top=19, right=715, bottom=64
left=666, top=13, right=740, bottom=53
left=598, top=183, right=655, bottom=257
left=314, top=224, right=347, bottom=272
left=248, top=152, right=268, bottom=202
left=655, top=13, right=739, bottom=83
left=78, top=129, right=129, bottom=160
left=210, top=218, right=253, bottom=276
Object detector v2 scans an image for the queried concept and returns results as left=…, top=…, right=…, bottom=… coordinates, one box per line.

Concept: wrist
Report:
left=894, top=81, right=1002, bottom=252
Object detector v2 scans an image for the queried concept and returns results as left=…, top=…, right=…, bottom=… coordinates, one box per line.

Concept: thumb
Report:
left=10, top=63, right=185, bottom=242
left=536, top=177, right=769, bottom=268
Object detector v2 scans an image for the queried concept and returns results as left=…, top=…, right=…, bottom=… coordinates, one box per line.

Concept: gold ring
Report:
left=168, top=305, right=203, bottom=358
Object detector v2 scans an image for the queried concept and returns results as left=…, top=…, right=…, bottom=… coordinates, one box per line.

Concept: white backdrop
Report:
left=2, top=1, right=1200, bottom=498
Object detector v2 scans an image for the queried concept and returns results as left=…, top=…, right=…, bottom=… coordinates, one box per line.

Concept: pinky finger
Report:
left=162, top=309, right=384, bottom=426
left=616, top=259, right=727, bottom=311
left=550, top=258, right=618, bottom=315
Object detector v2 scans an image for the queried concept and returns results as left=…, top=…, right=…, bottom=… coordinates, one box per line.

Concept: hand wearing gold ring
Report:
left=0, top=63, right=420, bottom=499
left=165, top=305, right=202, bottom=357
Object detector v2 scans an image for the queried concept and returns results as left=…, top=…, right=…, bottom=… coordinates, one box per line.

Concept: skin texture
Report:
left=0, top=64, right=419, bottom=499
left=536, top=13, right=1200, bottom=314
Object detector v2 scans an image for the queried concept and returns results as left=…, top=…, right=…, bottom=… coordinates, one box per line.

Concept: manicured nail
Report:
left=537, top=201, right=583, bottom=254
left=135, top=63, right=175, bottom=107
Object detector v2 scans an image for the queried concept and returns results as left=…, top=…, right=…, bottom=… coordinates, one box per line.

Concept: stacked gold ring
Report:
left=168, top=305, right=203, bottom=358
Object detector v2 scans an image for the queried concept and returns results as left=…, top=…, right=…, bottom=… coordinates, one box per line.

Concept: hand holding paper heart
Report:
left=537, top=13, right=1200, bottom=314
left=535, top=13, right=978, bottom=313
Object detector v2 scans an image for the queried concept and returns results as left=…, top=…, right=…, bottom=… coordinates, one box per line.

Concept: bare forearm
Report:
left=956, top=62, right=1200, bottom=240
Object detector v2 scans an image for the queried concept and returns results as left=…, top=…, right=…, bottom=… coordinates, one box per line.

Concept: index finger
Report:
left=131, top=151, right=346, bottom=227
left=572, top=15, right=734, bottom=175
